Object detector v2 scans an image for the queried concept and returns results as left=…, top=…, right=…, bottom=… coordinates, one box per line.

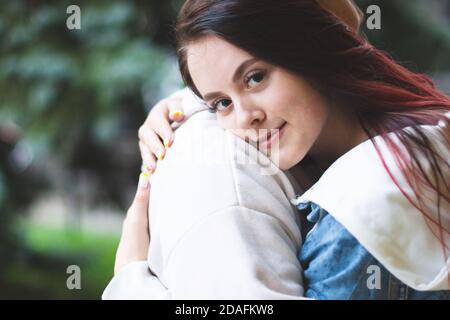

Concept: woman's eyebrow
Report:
left=231, top=57, right=259, bottom=83
left=202, top=58, right=259, bottom=102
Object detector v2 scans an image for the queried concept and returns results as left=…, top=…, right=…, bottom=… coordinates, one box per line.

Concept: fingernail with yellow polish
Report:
left=171, top=110, right=184, bottom=118
left=163, top=138, right=171, bottom=148
left=139, top=172, right=149, bottom=188
left=157, top=149, right=165, bottom=160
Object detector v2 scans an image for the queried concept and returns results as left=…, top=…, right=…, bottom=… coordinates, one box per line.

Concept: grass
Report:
left=3, top=220, right=120, bottom=299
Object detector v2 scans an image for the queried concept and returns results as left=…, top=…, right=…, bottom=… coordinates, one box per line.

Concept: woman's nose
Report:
left=234, top=100, right=265, bottom=130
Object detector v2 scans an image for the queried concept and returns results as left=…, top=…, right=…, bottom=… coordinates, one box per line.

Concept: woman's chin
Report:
left=272, top=147, right=307, bottom=171
left=266, top=148, right=289, bottom=170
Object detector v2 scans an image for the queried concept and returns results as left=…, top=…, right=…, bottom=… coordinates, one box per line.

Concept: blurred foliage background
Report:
left=0, top=0, right=449, bottom=299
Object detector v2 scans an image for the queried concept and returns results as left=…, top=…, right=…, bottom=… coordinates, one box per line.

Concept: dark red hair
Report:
left=175, top=0, right=450, bottom=279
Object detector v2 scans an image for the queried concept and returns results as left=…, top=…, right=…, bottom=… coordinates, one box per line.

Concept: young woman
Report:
left=135, top=0, right=449, bottom=299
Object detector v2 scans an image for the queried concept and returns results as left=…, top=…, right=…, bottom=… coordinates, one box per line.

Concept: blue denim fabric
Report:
left=296, top=201, right=450, bottom=300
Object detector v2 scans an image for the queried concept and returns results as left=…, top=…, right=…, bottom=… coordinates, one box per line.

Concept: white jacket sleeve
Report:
left=102, top=205, right=305, bottom=299
left=102, top=261, right=170, bottom=299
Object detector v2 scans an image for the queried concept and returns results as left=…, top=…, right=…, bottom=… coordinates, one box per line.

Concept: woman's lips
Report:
left=259, top=122, right=287, bottom=150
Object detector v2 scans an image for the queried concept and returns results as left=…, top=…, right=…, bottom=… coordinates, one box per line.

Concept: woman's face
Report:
left=186, top=36, right=333, bottom=170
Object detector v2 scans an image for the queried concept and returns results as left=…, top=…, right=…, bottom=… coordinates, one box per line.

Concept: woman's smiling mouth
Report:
left=258, top=122, right=287, bottom=150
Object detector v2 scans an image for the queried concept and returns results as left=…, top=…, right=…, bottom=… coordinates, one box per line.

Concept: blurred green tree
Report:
left=358, top=0, right=450, bottom=74
left=0, top=0, right=184, bottom=298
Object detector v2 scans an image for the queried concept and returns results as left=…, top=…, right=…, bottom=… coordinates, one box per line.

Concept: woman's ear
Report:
left=317, top=0, right=364, bottom=33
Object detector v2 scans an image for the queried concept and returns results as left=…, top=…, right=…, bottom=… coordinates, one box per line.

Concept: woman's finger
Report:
left=138, top=125, right=166, bottom=161
left=139, top=141, right=157, bottom=173
left=167, top=97, right=185, bottom=123
left=127, top=172, right=151, bottom=222
left=149, top=100, right=182, bottom=149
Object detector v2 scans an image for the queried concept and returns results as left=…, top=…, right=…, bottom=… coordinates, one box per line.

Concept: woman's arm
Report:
left=113, top=172, right=151, bottom=275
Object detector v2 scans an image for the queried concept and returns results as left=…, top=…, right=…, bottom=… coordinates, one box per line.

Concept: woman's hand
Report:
left=138, top=90, right=186, bottom=173
left=114, top=172, right=151, bottom=275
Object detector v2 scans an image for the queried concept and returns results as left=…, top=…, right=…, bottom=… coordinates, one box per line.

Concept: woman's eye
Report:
left=245, top=70, right=266, bottom=87
left=210, top=98, right=232, bottom=113
left=207, top=71, right=266, bottom=114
